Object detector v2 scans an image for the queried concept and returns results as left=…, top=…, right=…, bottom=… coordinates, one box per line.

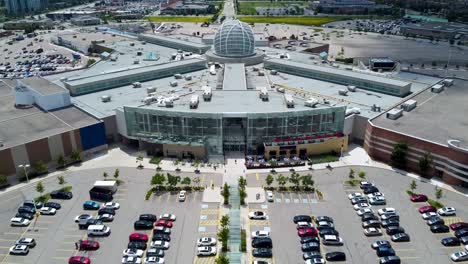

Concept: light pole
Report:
left=18, top=164, right=30, bottom=183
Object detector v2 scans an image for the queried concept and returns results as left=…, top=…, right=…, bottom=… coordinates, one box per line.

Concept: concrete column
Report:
left=48, top=134, right=65, bottom=162
left=11, top=144, right=30, bottom=173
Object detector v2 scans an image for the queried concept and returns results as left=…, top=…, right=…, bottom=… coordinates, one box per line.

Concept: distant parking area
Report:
left=247, top=166, right=468, bottom=264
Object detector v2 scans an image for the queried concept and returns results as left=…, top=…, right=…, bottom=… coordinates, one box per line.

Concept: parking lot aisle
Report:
left=248, top=204, right=275, bottom=264
left=194, top=203, right=219, bottom=264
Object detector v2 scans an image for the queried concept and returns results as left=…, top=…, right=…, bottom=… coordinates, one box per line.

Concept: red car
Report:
left=419, top=205, right=436, bottom=214
left=129, top=233, right=149, bottom=242
left=78, top=240, right=99, bottom=251
left=155, top=219, right=173, bottom=228
left=297, top=227, right=318, bottom=237
left=410, top=194, right=428, bottom=202
left=450, top=222, right=468, bottom=231
left=68, top=256, right=91, bottom=264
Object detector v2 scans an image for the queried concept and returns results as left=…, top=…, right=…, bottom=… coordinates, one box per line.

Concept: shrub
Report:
left=406, top=190, right=416, bottom=196
left=86, top=58, right=96, bottom=67
left=145, top=188, right=154, bottom=200
left=0, top=175, right=8, bottom=187
left=35, top=194, right=50, bottom=203
left=345, top=179, right=360, bottom=186
left=428, top=199, right=444, bottom=209
left=33, top=160, right=48, bottom=174
left=240, top=229, right=247, bottom=252
left=60, top=186, right=72, bottom=192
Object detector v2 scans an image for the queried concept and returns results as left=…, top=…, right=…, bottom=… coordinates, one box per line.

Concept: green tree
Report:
left=181, top=177, right=191, bottom=185
left=239, top=187, right=247, bottom=206
left=70, top=150, right=81, bottom=162
left=103, top=171, right=108, bottom=179
left=238, top=176, right=247, bottom=189
left=221, top=183, right=230, bottom=205
left=57, top=154, right=66, bottom=167
left=391, top=141, right=408, bottom=168
left=215, top=254, right=229, bottom=264
left=166, top=173, right=181, bottom=188
left=36, top=181, right=44, bottom=195
left=289, top=172, right=301, bottom=190
left=358, top=171, right=366, bottom=179
left=0, top=175, right=7, bottom=186
left=348, top=168, right=355, bottom=179
left=33, top=160, right=48, bottom=174
left=86, top=58, right=96, bottom=67
left=220, top=214, right=230, bottom=228
left=151, top=173, right=166, bottom=189
left=114, top=169, right=120, bottom=179
left=410, top=180, right=417, bottom=192
left=301, top=174, right=314, bottom=188
left=276, top=174, right=287, bottom=187
left=418, top=152, right=433, bottom=177
left=193, top=176, right=201, bottom=188
left=57, top=175, right=66, bottom=185
left=218, top=228, right=229, bottom=252
left=265, top=174, right=274, bottom=187
left=435, top=187, right=443, bottom=200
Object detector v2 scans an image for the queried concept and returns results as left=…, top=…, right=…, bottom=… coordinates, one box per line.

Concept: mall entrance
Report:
left=222, top=117, right=247, bottom=155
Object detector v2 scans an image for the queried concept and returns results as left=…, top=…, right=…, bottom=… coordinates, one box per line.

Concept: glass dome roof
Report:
left=214, top=20, right=255, bottom=58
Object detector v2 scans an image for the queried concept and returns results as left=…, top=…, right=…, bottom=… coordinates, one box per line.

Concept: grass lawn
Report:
left=146, top=16, right=211, bottom=23
left=308, top=153, right=339, bottom=164
left=239, top=16, right=356, bottom=26
left=238, top=1, right=308, bottom=15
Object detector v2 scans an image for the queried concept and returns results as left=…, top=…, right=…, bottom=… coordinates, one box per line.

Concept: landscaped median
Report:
left=146, top=16, right=211, bottom=23
left=238, top=16, right=355, bottom=26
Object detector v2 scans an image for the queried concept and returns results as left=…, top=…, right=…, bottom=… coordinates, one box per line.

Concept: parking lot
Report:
left=247, top=166, right=468, bottom=264
left=0, top=167, right=222, bottom=264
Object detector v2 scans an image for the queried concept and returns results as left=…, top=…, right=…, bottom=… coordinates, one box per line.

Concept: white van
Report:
left=87, top=225, right=111, bottom=236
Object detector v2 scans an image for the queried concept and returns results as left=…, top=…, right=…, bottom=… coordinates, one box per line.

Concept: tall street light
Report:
left=18, top=164, right=30, bottom=183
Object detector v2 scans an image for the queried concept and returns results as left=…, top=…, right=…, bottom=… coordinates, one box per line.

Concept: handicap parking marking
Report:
left=201, top=204, right=209, bottom=209
left=200, top=215, right=208, bottom=220
left=261, top=204, right=268, bottom=209
left=198, top=226, right=207, bottom=232
left=200, top=209, right=218, bottom=215
left=199, top=219, right=218, bottom=226
left=275, top=198, right=281, bottom=203
left=285, top=198, right=291, bottom=203
left=294, top=198, right=299, bottom=204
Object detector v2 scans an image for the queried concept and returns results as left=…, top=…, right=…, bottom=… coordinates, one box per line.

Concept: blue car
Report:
left=83, top=201, right=100, bottom=210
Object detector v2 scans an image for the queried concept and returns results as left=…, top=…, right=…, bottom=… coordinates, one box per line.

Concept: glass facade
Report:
left=124, top=106, right=345, bottom=158
left=214, top=20, right=255, bottom=58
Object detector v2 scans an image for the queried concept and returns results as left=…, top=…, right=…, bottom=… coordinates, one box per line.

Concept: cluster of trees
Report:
left=218, top=215, right=230, bottom=252
left=150, top=173, right=199, bottom=190
left=391, top=141, right=434, bottom=178
left=265, top=172, right=315, bottom=191
left=57, top=150, right=82, bottom=168
left=239, top=176, right=247, bottom=205
left=222, top=183, right=230, bottom=205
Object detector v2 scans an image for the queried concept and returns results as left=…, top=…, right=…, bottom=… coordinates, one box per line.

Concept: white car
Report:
left=305, top=258, right=325, bottom=264
left=348, top=192, right=363, bottom=200
left=248, top=211, right=267, bottom=220
left=104, top=202, right=120, bottom=210
left=197, top=237, right=217, bottom=246
left=253, top=261, right=271, bottom=264
left=251, top=230, right=270, bottom=238
left=74, top=214, right=92, bottom=223
left=378, top=208, right=396, bottom=215
left=97, top=213, right=114, bottom=222
left=9, top=245, right=29, bottom=255
left=39, top=207, right=56, bottom=215
left=122, top=256, right=142, bottom=264
left=178, top=191, right=186, bottom=202
left=322, top=235, right=344, bottom=245
left=353, top=203, right=371, bottom=210
left=451, top=251, right=468, bottom=262
left=15, top=238, right=36, bottom=248
left=266, top=191, right=274, bottom=202
left=364, top=227, right=382, bottom=236
left=144, top=256, right=164, bottom=264
left=421, top=212, right=437, bottom=220
left=356, top=208, right=373, bottom=216
left=123, top=248, right=144, bottom=257
left=437, top=207, right=456, bottom=216
left=197, top=246, right=217, bottom=256
left=159, top=214, right=176, bottom=221
left=297, top=221, right=314, bottom=229
left=10, top=217, right=30, bottom=227
left=151, top=240, right=170, bottom=250
left=367, top=192, right=384, bottom=199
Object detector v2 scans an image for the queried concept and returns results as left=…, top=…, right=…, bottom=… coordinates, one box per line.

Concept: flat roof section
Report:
left=139, top=34, right=211, bottom=50
left=372, top=79, right=468, bottom=146
left=223, top=63, right=247, bottom=90
left=19, top=77, right=67, bottom=95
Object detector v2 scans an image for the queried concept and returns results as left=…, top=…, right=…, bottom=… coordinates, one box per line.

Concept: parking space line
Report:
left=157, top=194, right=163, bottom=202
left=64, top=234, right=83, bottom=238
left=256, top=173, right=259, bottom=182
left=0, top=240, right=15, bottom=242
left=56, top=249, right=74, bottom=252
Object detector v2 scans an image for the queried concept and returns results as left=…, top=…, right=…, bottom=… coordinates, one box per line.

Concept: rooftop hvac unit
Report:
left=345, top=107, right=360, bottom=116
left=431, top=84, right=444, bottom=93
left=174, top=74, right=183, bottom=79
left=164, top=98, right=173, bottom=107
left=170, top=81, right=178, bottom=87
left=284, top=94, right=294, bottom=108
left=371, top=104, right=381, bottom=112
left=143, top=96, right=154, bottom=105
left=258, top=70, right=265, bottom=76
left=259, top=87, right=268, bottom=101
left=443, top=79, right=453, bottom=87
left=132, top=82, right=142, bottom=88
left=203, top=86, right=212, bottom=101
left=347, top=85, right=357, bottom=92
left=147, top=86, right=156, bottom=94
left=209, top=65, right=216, bottom=75
left=386, top=108, right=403, bottom=120
left=401, top=99, right=417, bottom=112
left=185, top=75, right=192, bottom=81
left=271, top=70, right=278, bottom=75
left=190, top=95, right=199, bottom=109
left=101, top=95, right=111, bottom=102
left=276, top=87, right=285, bottom=93
left=252, top=66, right=259, bottom=72
left=338, top=89, right=348, bottom=96
left=305, top=97, right=319, bottom=108
left=134, top=59, right=140, bottom=64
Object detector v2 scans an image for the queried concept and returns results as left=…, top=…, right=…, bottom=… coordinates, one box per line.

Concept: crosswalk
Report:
left=272, top=192, right=318, bottom=204
left=194, top=255, right=216, bottom=264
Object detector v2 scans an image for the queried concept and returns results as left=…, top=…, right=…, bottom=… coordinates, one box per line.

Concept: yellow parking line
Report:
left=3, top=233, right=21, bottom=236
left=0, top=239, right=15, bottom=242
left=0, top=216, right=33, bottom=264
left=201, top=175, right=206, bottom=186
left=56, top=249, right=74, bottom=252
left=256, top=173, right=259, bottom=182
left=157, top=194, right=163, bottom=202
left=0, top=247, right=10, bottom=249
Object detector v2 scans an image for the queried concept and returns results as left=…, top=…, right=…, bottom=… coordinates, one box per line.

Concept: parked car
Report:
left=123, top=248, right=144, bottom=258
left=144, top=256, right=164, bottom=264
left=15, top=213, right=34, bottom=220
left=153, top=226, right=171, bottom=235
left=15, top=238, right=36, bottom=248
left=83, top=201, right=100, bottom=210
left=252, top=248, right=272, bottom=258
left=297, top=221, right=314, bottom=229
left=18, top=206, right=35, bottom=214
left=146, top=248, right=164, bottom=257
left=301, top=236, right=320, bottom=244
left=325, top=251, right=346, bottom=261
left=23, top=200, right=42, bottom=209
left=139, top=214, right=157, bottom=222
left=197, top=237, right=217, bottom=246
left=430, top=224, right=450, bottom=233
left=129, top=233, right=148, bottom=242
left=363, top=220, right=381, bottom=228
left=315, top=216, right=334, bottom=223
left=451, top=251, right=468, bottom=262
left=159, top=214, right=176, bottom=221
left=39, top=207, right=56, bottom=215
left=294, top=215, right=312, bottom=223
left=197, top=246, right=216, bottom=256
left=357, top=208, right=373, bottom=216
left=380, top=214, right=399, bottom=221
left=419, top=205, right=436, bottom=214
left=178, top=190, right=186, bottom=202
left=441, top=237, right=460, bottom=246
left=363, top=186, right=379, bottom=194
left=348, top=192, right=363, bottom=200
left=78, top=240, right=99, bottom=251
left=361, top=213, right=379, bottom=222
left=391, top=233, right=410, bottom=242
left=379, top=256, right=401, bottom=264
left=322, top=235, right=343, bottom=246
left=252, top=237, right=272, bottom=248
left=427, top=216, right=444, bottom=226
left=79, top=219, right=103, bottom=230
left=98, top=207, right=115, bottom=216
left=378, top=208, right=396, bottom=215
left=103, top=202, right=120, bottom=210
left=382, top=219, right=399, bottom=228
left=50, top=190, right=73, bottom=199
left=97, top=213, right=114, bottom=222
left=364, top=228, right=382, bottom=236
left=354, top=203, right=371, bottom=210
left=155, top=219, right=173, bottom=228
left=305, top=257, right=325, bottom=264
left=351, top=197, right=368, bottom=205
left=386, top=226, right=405, bottom=235
left=454, top=228, right=468, bottom=238
left=367, top=192, right=384, bottom=199
left=10, top=217, right=30, bottom=227
left=249, top=211, right=267, bottom=220
left=376, top=246, right=395, bottom=257
left=302, top=241, right=320, bottom=252
left=369, top=196, right=386, bottom=205
left=421, top=212, right=437, bottom=220
left=121, top=256, right=142, bottom=264
left=127, top=241, right=147, bottom=250
left=152, top=234, right=170, bottom=242
left=44, top=202, right=61, bottom=210
left=319, top=228, right=339, bottom=238
left=134, top=220, right=153, bottom=230
left=438, top=207, right=456, bottom=216
left=360, top=182, right=374, bottom=189
left=251, top=230, right=270, bottom=238
left=298, top=227, right=318, bottom=237
left=150, top=240, right=170, bottom=250
left=410, top=194, right=428, bottom=202
left=372, top=240, right=391, bottom=249
left=9, top=245, right=29, bottom=255
left=451, top=222, right=468, bottom=231
left=317, top=221, right=334, bottom=231
left=68, top=256, right=91, bottom=264
left=75, top=214, right=92, bottom=223
left=303, top=251, right=322, bottom=260
left=266, top=191, right=274, bottom=202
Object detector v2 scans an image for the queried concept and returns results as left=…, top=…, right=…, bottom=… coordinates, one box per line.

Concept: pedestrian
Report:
left=235, top=159, right=237, bottom=164
left=75, top=242, right=78, bottom=250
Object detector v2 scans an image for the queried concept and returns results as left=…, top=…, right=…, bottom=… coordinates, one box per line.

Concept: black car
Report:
left=315, top=216, right=333, bottom=224
left=134, top=220, right=153, bottom=230
left=139, top=214, right=157, bottom=222
left=319, top=228, right=339, bottom=238
left=303, top=251, right=322, bottom=260
left=152, top=234, right=171, bottom=242
left=146, top=248, right=164, bottom=257
left=460, top=236, right=468, bottom=245
left=23, top=200, right=43, bottom=209
left=18, top=206, right=35, bottom=214
left=326, top=251, right=346, bottom=261
left=363, top=220, right=381, bottom=228
left=386, top=226, right=405, bottom=235
left=454, top=228, right=468, bottom=238
left=252, top=248, right=272, bottom=258
left=382, top=219, right=399, bottom=228
left=15, top=213, right=34, bottom=220
left=441, top=237, right=460, bottom=246
left=302, top=242, right=320, bottom=252
left=128, top=241, right=147, bottom=250
left=351, top=197, right=368, bottom=205
left=293, top=215, right=312, bottom=223
left=377, top=246, right=396, bottom=257
left=252, top=237, right=272, bottom=248
left=430, top=224, right=450, bottom=233
left=363, top=187, right=379, bottom=194
left=98, top=207, right=115, bottom=216
left=361, top=213, right=379, bottom=222
left=380, top=256, right=401, bottom=264
left=427, top=216, right=444, bottom=226
left=50, top=190, right=73, bottom=200
left=301, top=236, right=320, bottom=244
left=391, top=233, right=410, bottom=242
left=44, top=202, right=61, bottom=210
left=79, top=219, right=103, bottom=229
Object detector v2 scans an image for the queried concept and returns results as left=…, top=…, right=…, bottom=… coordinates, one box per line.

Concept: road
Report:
left=221, top=0, right=236, bottom=21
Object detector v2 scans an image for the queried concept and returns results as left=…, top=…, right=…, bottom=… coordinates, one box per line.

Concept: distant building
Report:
left=312, top=0, right=389, bottom=14
left=255, top=5, right=304, bottom=16
left=400, top=22, right=468, bottom=40
left=5, top=0, right=48, bottom=16
left=70, top=16, right=101, bottom=26
left=3, top=19, right=53, bottom=30
left=160, top=4, right=216, bottom=15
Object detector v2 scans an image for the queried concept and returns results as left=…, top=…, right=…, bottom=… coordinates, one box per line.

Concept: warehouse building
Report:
left=138, top=34, right=211, bottom=54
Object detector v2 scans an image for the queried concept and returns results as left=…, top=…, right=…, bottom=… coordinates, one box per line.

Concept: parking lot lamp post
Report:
left=18, top=164, right=31, bottom=183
